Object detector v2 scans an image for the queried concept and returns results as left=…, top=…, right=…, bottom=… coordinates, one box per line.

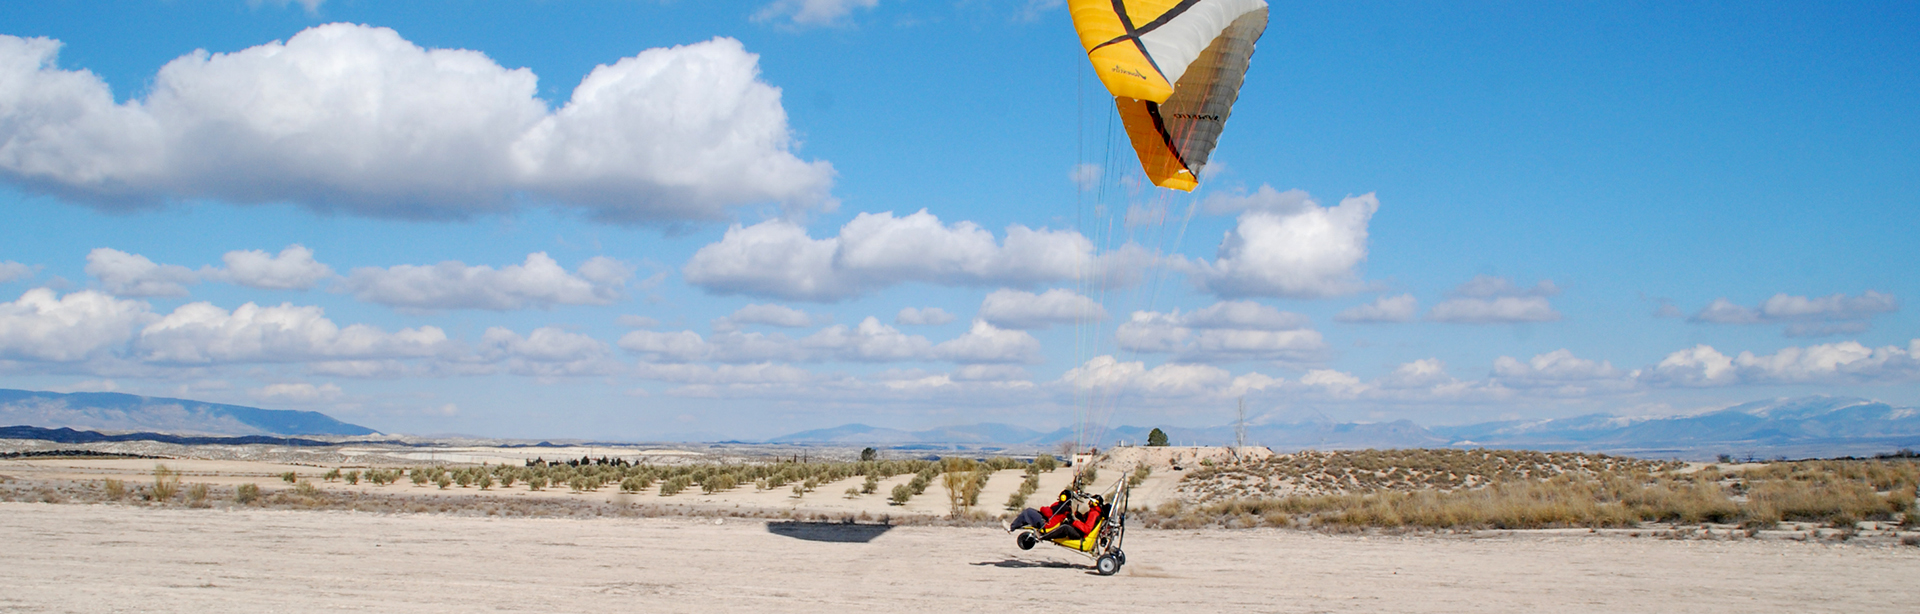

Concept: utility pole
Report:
left=1235, top=396, right=1247, bottom=451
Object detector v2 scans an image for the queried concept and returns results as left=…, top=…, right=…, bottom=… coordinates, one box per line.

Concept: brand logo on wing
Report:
left=1110, top=65, right=1147, bottom=80
left=1171, top=113, right=1223, bottom=121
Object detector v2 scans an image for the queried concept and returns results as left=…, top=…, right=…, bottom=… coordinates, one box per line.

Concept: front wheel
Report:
left=1016, top=532, right=1037, bottom=550
left=1095, top=554, right=1120, bottom=576
left=1115, top=549, right=1126, bottom=565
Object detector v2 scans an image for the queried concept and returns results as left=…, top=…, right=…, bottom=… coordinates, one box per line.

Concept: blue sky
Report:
left=1, top=0, right=1915, bottom=440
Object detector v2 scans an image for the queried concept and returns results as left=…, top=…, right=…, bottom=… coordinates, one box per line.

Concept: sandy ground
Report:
left=2, top=501, right=1916, bottom=613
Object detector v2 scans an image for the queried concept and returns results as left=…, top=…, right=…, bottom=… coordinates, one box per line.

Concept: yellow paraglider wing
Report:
left=1070, top=0, right=1269, bottom=191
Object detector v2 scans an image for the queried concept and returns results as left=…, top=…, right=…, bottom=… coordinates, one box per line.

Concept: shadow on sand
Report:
left=764, top=521, right=894, bottom=543
left=970, top=558, right=1090, bottom=572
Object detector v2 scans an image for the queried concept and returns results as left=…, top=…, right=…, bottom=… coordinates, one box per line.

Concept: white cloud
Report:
left=1115, top=302, right=1326, bottom=363
left=0, top=289, right=151, bottom=362
left=479, top=326, right=619, bottom=377
left=682, top=210, right=1096, bottom=301
left=1428, top=296, right=1560, bottom=323
left=712, top=303, right=817, bottom=333
left=1069, top=163, right=1102, bottom=190
left=932, top=321, right=1042, bottom=364
left=213, top=244, right=334, bottom=290
left=135, top=301, right=451, bottom=364
left=1427, top=276, right=1562, bottom=324
left=1491, top=349, right=1636, bottom=395
left=978, top=288, right=1104, bottom=330
left=343, top=252, right=629, bottom=310
left=0, top=261, right=34, bottom=283
left=1688, top=291, right=1897, bottom=337
left=0, top=27, right=832, bottom=223
left=85, top=248, right=198, bottom=297
left=250, top=382, right=342, bottom=403
left=895, top=306, right=955, bottom=326
left=1334, top=293, right=1417, bottom=323
left=753, top=0, right=880, bottom=26
left=1059, top=355, right=1277, bottom=400
left=1184, top=190, right=1377, bottom=299
left=800, top=317, right=932, bottom=362
left=1642, top=340, right=1920, bottom=387
left=1200, top=185, right=1313, bottom=216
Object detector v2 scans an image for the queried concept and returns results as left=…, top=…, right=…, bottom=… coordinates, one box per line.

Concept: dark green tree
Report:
left=1147, top=428, right=1169, bottom=447
left=860, top=447, right=878, bottom=462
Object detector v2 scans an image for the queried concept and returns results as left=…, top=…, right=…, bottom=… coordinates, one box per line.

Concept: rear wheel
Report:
left=1116, top=549, right=1126, bottom=565
left=1016, top=532, right=1037, bottom=550
left=1096, top=554, right=1120, bottom=576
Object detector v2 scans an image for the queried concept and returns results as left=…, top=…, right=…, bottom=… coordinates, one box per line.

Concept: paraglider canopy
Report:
left=1070, top=0, right=1269, bottom=191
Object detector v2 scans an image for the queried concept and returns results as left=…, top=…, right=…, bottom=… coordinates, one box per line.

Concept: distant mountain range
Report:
left=0, top=389, right=376, bottom=436
left=769, top=396, right=1920, bottom=460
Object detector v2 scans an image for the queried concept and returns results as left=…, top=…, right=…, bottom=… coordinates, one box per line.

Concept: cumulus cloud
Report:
left=1491, top=349, right=1636, bottom=395
left=1427, top=275, right=1562, bottom=324
left=211, top=245, right=334, bottom=290
left=1184, top=188, right=1377, bottom=299
left=1060, top=355, right=1277, bottom=399
left=1688, top=291, right=1897, bottom=337
left=1334, top=293, right=1417, bottom=323
left=479, top=326, right=619, bottom=376
left=712, top=303, right=817, bottom=333
left=977, top=288, right=1104, bottom=330
left=1115, top=301, right=1325, bottom=363
left=0, top=27, right=832, bottom=223
left=895, top=306, right=955, bottom=326
left=753, top=0, right=880, bottom=26
left=931, top=321, right=1042, bottom=364
left=800, top=317, right=932, bottom=362
left=0, top=261, right=34, bottom=283
left=682, top=210, right=1099, bottom=301
left=1642, top=340, right=1920, bottom=387
left=85, top=248, right=198, bottom=297
left=0, top=289, right=151, bottom=361
left=135, top=301, right=451, bottom=364
left=343, top=252, right=630, bottom=311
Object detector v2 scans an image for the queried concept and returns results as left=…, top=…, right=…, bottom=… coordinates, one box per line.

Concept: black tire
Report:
left=1116, top=549, right=1126, bottom=565
left=1016, top=532, right=1037, bottom=550
left=1096, top=554, right=1119, bottom=576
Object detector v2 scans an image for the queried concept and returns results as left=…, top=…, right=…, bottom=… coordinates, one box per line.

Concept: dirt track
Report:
left=3, top=502, right=1916, bottom=613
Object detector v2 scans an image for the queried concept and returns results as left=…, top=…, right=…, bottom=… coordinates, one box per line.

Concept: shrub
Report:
left=234, top=483, right=261, bottom=504
left=281, top=471, right=298, bottom=484
left=152, top=464, right=181, bottom=502
left=436, top=475, right=452, bottom=489
left=411, top=469, right=430, bottom=486
left=1130, top=464, right=1152, bottom=487
left=1034, top=455, right=1057, bottom=472
left=890, top=483, right=912, bottom=505
left=324, top=468, right=342, bottom=482
left=186, top=483, right=210, bottom=507
left=346, top=471, right=361, bottom=486
left=103, top=478, right=126, bottom=501
left=528, top=475, right=547, bottom=491
left=294, top=480, right=320, bottom=498
left=659, top=476, right=690, bottom=496
left=845, top=486, right=862, bottom=499
left=477, top=473, right=493, bottom=490
left=1148, top=428, right=1169, bottom=447
left=792, top=483, right=805, bottom=498
left=1006, top=490, right=1029, bottom=510
left=862, top=474, right=880, bottom=494
left=498, top=472, right=516, bottom=488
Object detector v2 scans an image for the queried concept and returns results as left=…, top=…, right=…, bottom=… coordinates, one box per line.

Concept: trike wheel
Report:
left=1016, top=532, right=1037, bottom=550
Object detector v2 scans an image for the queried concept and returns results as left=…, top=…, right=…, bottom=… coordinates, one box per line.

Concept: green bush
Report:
left=324, top=468, right=342, bottom=482
left=346, top=470, right=361, bottom=486
left=1148, top=428, right=1169, bottom=447
left=234, top=483, right=261, bottom=504
left=862, top=474, right=879, bottom=494
left=890, top=483, right=912, bottom=505
left=1034, top=455, right=1057, bottom=472
left=281, top=471, right=298, bottom=484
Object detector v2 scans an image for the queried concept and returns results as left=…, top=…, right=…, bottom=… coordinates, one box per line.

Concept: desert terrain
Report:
left=4, top=443, right=1918, bottom=612
left=2, top=501, right=1918, bottom=613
